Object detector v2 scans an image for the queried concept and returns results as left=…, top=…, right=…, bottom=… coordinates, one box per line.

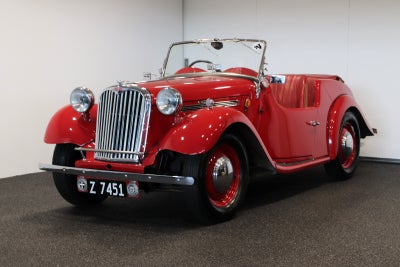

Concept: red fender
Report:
left=159, top=107, right=263, bottom=155
left=327, top=95, right=360, bottom=159
left=44, top=105, right=97, bottom=146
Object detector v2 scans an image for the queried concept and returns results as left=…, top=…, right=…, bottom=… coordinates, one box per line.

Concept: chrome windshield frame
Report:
left=161, top=38, right=267, bottom=80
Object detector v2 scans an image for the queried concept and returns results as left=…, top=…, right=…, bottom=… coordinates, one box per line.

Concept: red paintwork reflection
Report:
left=44, top=105, right=97, bottom=146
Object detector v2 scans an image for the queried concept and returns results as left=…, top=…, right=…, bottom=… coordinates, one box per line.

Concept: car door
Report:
left=260, top=75, right=320, bottom=163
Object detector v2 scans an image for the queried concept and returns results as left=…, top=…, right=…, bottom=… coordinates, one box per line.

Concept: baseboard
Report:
left=360, top=156, right=400, bottom=165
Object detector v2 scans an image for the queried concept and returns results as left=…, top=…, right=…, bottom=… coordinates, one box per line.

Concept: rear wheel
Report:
left=184, top=134, right=248, bottom=223
left=325, top=112, right=360, bottom=180
left=52, top=144, right=107, bottom=206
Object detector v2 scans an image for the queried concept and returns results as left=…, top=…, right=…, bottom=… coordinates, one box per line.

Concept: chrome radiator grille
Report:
left=95, top=85, right=151, bottom=162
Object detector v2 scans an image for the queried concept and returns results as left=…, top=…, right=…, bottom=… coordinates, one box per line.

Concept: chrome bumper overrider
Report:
left=39, top=163, right=195, bottom=186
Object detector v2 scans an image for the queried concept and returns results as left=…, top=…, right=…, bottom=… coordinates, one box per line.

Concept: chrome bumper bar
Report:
left=39, top=163, right=195, bottom=186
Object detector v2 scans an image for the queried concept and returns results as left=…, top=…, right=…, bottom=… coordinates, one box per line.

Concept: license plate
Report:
left=87, top=179, right=127, bottom=197
left=77, top=176, right=139, bottom=198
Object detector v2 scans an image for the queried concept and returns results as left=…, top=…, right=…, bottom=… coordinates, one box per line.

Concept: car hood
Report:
left=136, top=75, right=255, bottom=102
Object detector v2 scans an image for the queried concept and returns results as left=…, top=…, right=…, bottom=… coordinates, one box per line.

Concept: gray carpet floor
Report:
left=1, top=161, right=400, bottom=266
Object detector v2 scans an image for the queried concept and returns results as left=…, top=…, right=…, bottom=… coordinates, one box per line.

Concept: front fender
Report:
left=44, top=105, right=97, bottom=146
left=159, top=107, right=257, bottom=155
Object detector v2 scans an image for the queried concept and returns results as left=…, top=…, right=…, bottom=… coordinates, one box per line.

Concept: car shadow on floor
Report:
left=53, top=192, right=197, bottom=230
left=43, top=166, right=330, bottom=227
left=243, top=165, right=330, bottom=210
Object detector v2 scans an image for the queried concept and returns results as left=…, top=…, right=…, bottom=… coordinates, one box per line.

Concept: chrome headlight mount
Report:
left=70, top=87, right=95, bottom=113
left=156, top=87, right=182, bottom=115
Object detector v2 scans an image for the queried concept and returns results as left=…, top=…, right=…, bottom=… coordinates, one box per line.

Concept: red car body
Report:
left=40, top=39, right=375, bottom=223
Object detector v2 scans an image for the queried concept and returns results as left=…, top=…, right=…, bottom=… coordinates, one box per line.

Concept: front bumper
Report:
left=39, top=163, right=195, bottom=186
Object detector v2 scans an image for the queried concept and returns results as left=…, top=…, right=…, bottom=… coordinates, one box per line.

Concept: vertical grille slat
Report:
left=94, top=86, right=151, bottom=162
left=133, top=96, right=142, bottom=152
left=122, top=92, right=132, bottom=152
left=126, top=93, right=136, bottom=152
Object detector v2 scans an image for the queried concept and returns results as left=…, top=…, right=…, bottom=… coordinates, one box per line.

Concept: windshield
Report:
left=162, top=39, right=266, bottom=78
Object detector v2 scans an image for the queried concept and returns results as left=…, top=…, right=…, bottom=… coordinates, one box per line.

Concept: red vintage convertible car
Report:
left=40, top=38, right=375, bottom=223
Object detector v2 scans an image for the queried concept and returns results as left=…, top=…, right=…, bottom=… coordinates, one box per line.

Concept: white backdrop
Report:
left=0, top=0, right=183, bottom=178
left=184, top=0, right=400, bottom=160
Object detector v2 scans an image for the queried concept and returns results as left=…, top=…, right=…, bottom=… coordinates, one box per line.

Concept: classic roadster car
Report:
left=40, top=38, right=375, bottom=223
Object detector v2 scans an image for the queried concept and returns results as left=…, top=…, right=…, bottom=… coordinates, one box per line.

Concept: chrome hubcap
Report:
left=341, top=129, right=354, bottom=160
left=212, top=156, right=234, bottom=194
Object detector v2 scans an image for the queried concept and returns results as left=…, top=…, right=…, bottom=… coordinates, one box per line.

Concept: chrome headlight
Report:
left=156, top=87, right=182, bottom=115
left=70, top=87, right=95, bottom=113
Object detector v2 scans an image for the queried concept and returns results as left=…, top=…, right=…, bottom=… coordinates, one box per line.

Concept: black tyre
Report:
left=325, top=112, right=360, bottom=180
left=183, top=134, right=249, bottom=224
left=52, top=144, right=107, bottom=206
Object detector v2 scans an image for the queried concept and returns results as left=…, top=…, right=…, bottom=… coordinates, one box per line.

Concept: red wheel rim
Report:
left=339, top=123, right=357, bottom=169
left=205, top=144, right=241, bottom=210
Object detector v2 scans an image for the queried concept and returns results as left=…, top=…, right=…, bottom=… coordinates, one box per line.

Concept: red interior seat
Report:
left=175, top=67, right=205, bottom=74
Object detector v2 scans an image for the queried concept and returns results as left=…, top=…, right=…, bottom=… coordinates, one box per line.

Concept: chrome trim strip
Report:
left=214, top=100, right=239, bottom=107
left=39, top=163, right=195, bottom=186
left=181, top=100, right=239, bottom=112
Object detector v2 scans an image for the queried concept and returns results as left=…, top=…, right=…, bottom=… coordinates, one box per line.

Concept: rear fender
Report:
left=327, top=95, right=373, bottom=159
left=159, top=108, right=261, bottom=155
left=44, top=105, right=97, bottom=146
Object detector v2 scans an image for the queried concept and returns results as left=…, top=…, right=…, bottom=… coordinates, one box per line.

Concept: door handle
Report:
left=306, top=121, right=320, bottom=127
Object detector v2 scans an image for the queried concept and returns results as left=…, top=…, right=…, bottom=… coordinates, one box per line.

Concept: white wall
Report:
left=184, top=0, right=400, bottom=160
left=0, top=0, right=182, bottom=178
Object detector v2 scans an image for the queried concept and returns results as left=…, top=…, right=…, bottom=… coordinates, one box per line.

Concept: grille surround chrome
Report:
left=94, top=84, right=151, bottom=163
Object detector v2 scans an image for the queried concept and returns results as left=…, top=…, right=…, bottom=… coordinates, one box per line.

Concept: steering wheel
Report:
left=188, top=60, right=214, bottom=67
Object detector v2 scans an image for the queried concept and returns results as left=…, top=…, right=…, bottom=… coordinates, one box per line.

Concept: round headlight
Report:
left=70, top=87, right=95, bottom=113
left=156, top=87, right=182, bottom=115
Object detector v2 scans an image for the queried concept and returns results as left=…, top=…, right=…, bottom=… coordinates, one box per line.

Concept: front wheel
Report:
left=325, top=112, right=360, bottom=180
left=183, top=134, right=249, bottom=224
left=52, top=144, right=107, bottom=206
